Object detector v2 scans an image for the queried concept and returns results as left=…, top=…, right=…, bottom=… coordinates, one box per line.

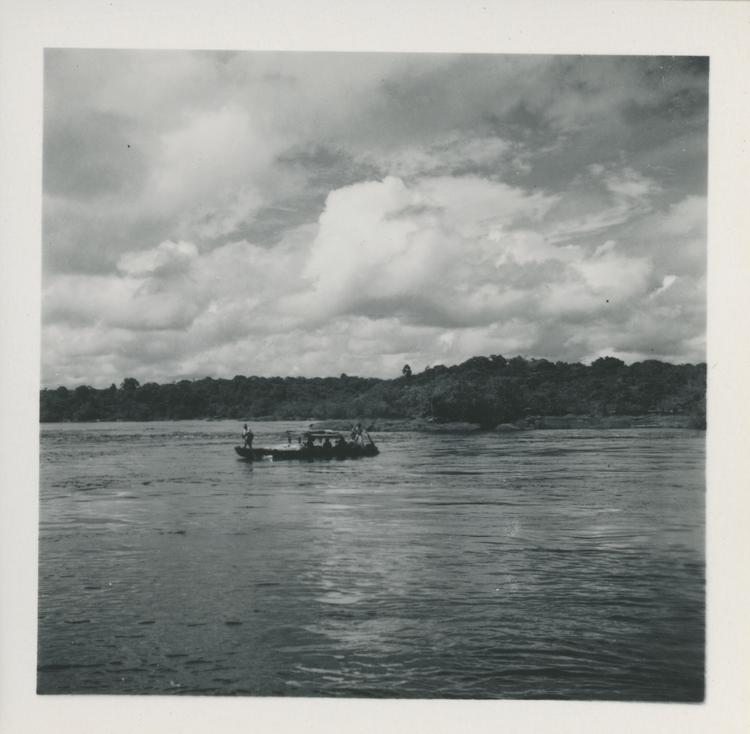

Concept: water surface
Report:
left=38, top=421, right=704, bottom=700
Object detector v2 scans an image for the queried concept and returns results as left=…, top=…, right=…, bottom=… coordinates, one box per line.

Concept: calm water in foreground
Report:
left=38, top=421, right=704, bottom=700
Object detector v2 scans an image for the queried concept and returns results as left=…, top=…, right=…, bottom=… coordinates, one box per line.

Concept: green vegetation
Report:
left=39, top=355, right=706, bottom=428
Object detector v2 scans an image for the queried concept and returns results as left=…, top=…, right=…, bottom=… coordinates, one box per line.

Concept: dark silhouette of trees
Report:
left=591, top=356, right=625, bottom=372
left=40, top=355, right=706, bottom=428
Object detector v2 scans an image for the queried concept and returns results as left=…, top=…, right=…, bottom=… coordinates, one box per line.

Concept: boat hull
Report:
left=234, top=444, right=379, bottom=461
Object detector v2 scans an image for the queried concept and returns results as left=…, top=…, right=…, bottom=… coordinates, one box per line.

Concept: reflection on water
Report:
left=38, top=421, right=704, bottom=700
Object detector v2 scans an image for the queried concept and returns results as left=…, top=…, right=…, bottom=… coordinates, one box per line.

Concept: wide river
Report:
left=38, top=421, right=704, bottom=700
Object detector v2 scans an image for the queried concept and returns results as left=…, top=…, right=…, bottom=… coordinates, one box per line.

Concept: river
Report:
left=37, top=421, right=704, bottom=700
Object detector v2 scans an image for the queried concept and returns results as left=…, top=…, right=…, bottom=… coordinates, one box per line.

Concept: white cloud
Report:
left=117, top=240, right=198, bottom=277
left=41, top=52, right=707, bottom=384
left=130, top=104, right=301, bottom=246
left=603, top=167, right=661, bottom=200
left=491, top=229, right=580, bottom=266
left=297, top=175, right=561, bottom=322
left=45, top=231, right=312, bottom=341
left=573, top=248, right=651, bottom=301
left=635, top=195, right=707, bottom=278
left=357, top=133, right=517, bottom=178
left=658, top=195, right=707, bottom=236
left=593, top=240, right=616, bottom=257
left=44, top=273, right=205, bottom=332
left=544, top=165, right=661, bottom=245
left=649, top=274, right=678, bottom=299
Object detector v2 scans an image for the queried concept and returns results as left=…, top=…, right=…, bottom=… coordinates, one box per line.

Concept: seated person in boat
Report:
left=305, top=433, right=315, bottom=448
left=323, top=437, right=332, bottom=449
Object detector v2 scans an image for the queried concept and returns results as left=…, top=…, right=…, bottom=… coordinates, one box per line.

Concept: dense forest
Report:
left=40, top=355, right=706, bottom=429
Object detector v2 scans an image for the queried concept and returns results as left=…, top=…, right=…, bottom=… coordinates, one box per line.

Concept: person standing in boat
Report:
left=242, top=423, right=254, bottom=448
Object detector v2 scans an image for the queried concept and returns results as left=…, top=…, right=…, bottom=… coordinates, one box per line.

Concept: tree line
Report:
left=39, top=355, right=706, bottom=428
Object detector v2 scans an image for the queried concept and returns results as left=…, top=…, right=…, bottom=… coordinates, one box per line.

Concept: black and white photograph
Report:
left=37, top=48, right=707, bottom=700
left=1, top=2, right=749, bottom=733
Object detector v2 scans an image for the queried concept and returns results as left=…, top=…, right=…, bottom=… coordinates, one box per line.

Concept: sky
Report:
left=42, top=51, right=708, bottom=387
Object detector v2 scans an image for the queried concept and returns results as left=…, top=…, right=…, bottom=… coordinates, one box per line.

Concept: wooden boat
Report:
left=235, top=429, right=379, bottom=461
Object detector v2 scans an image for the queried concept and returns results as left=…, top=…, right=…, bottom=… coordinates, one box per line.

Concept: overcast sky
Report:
left=42, top=51, right=707, bottom=387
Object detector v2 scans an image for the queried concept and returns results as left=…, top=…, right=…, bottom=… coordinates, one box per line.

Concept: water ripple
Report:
left=38, top=420, right=704, bottom=701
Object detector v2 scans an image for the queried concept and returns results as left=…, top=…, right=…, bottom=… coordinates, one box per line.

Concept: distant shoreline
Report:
left=311, top=414, right=705, bottom=432
left=42, top=414, right=705, bottom=431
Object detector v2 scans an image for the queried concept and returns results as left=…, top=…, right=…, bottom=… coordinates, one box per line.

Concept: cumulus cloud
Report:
left=294, top=175, right=563, bottom=324
left=41, top=51, right=708, bottom=385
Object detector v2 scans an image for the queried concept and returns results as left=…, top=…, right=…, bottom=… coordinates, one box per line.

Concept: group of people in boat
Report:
left=240, top=422, right=371, bottom=450
left=349, top=423, right=368, bottom=446
left=304, top=426, right=368, bottom=450
left=305, top=434, right=338, bottom=449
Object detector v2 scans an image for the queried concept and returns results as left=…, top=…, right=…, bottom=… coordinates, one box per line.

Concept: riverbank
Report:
left=312, top=413, right=705, bottom=433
